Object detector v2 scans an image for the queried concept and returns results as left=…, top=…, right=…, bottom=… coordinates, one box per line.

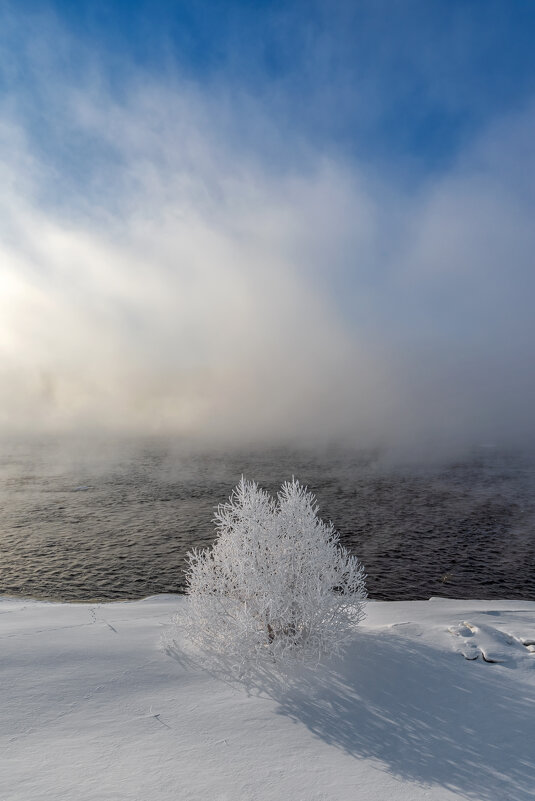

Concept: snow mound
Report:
left=448, top=615, right=535, bottom=665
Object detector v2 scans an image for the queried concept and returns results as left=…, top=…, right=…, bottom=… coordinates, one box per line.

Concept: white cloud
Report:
left=0, top=97, right=383, bottom=442
left=0, top=31, right=534, bottom=455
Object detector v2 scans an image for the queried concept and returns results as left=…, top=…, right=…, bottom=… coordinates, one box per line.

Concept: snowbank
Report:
left=2, top=595, right=534, bottom=801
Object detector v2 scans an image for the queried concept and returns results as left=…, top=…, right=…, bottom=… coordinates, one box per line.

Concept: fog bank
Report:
left=1, top=20, right=534, bottom=456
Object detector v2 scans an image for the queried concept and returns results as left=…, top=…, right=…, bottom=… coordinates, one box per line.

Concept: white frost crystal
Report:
left=182, top=477, right=367, bottom=666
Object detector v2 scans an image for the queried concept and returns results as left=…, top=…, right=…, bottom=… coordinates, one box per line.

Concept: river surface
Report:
left=1, top=438, right=534, bottom=601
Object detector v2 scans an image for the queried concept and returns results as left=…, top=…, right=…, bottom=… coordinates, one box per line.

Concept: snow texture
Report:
left=2, top=595, right=535, bottom=801
left=180, top=477, right=367, bottom=670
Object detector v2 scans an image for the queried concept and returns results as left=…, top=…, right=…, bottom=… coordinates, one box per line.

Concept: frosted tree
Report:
left=181, top=477, right=367, bottom=667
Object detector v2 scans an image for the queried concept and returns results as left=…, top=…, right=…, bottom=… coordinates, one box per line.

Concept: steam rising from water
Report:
left=1, top=19, right=534, bottom=456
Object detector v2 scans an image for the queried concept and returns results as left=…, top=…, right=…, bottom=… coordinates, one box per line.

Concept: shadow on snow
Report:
left=166, top=630, right=535, bottom=801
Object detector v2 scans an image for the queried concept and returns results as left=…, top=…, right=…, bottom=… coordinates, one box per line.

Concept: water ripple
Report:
left=0, top=441, right=534, bottom=601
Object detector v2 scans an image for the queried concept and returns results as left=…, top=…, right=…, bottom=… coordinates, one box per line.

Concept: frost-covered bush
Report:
left=182, top=477, right=367, bottom=666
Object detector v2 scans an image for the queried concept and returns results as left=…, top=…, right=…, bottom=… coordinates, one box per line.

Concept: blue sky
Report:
left=0, top=1, right=534, bottom=452
left=7, top=0, right=535, bottom=168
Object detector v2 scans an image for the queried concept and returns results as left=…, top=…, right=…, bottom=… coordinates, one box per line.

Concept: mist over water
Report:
left=1, top=437, right=534, bottom=603
left=1, top=9, right=535, bottom=606
left=1, top=18, right=535, bottom=450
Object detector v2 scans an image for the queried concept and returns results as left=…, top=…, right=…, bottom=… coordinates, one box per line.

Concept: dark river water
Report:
left=1, top=437, right=534, bottom=602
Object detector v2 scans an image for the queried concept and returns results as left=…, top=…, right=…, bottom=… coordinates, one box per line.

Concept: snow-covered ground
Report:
left=2, top=595, right=534, bottom=801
